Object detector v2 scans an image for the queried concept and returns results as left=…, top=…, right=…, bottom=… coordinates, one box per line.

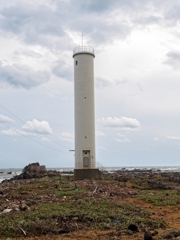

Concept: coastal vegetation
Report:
left=138, top=190, right=180, bottom=206
left=0, top=173, right=180, bottom=239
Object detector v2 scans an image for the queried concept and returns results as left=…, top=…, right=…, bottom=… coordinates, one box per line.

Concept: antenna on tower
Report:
left=82, top=31, right=83, bottom=47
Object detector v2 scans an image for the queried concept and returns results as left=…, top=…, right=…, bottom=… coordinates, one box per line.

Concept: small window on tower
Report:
left=76, top=61, right=78, bottom=65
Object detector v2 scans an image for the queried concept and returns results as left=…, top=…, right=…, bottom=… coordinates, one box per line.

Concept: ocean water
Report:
left=0, top=169, right=22, bottom=183
left=0, top=166, right=180, bottom=183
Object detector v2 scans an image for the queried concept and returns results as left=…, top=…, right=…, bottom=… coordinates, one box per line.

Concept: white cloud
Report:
left=114, top=138, right=130, bottom=143
left=13, top=49, right=43, bottom=59
left=1, top=128, right=36, bottom=136
left=0, top=114, right=14, bottom=123
left=98, top=146, right=106, bottom=150
left=167, top=135, right=180, bottom=140
left=1, top=119, right=52, bottom=136
left=46, top=90, right=61, bottom=98
left=22, top=119, right=53, bottom=135
left=95, top=77, right=127, bottom=89
left=153, top=137, right=160, bottom=141
left=1, top=128, right=19, bottom=136
left=98, top=117, right=140, bottom=131
left=59, top=132, right=74, bottom=142
left=95, top=131, right=105, bottom=136
left=114, top=133, right=131, bottom=143
left=116, top=133, right=125, bottom=137
left=41, top=137, right=51, bottom=142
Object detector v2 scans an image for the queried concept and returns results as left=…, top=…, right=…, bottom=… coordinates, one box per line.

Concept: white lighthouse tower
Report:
left=73, top=46, right=101, bottom=179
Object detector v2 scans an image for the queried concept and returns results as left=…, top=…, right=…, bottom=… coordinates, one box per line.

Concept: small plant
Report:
left=138, top=190, right=180, bottom=206
left=55, top=189, right=87, bottom=197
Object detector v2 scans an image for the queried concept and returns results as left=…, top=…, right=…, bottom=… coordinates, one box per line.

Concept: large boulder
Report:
left=21, top=162, right=46, bottom=179
left=11, top=162, right=61, bottom=180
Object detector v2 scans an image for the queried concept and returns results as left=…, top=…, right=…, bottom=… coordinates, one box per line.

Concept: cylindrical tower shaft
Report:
left=73, top=46, right=95, bottom=169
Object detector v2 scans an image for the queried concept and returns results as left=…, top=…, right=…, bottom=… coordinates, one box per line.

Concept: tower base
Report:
left=74, top=168, right=103, bottom=180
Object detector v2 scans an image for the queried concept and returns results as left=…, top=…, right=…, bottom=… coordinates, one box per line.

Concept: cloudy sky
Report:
left=1, top=0, right=180, bottom=168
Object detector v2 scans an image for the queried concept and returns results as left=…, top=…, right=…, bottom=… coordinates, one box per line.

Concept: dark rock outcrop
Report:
left=10, top=162, right=61, bottom=180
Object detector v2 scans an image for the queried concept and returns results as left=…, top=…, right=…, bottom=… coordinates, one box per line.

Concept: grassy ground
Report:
left=0, top=173, right=180, bottom=239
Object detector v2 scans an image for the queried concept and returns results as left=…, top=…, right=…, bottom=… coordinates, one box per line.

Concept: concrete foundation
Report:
left=74, top=168, right=103, bottom=180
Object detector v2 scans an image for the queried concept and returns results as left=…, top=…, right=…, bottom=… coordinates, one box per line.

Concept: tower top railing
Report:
left=73, top=46, right=94, bottom=55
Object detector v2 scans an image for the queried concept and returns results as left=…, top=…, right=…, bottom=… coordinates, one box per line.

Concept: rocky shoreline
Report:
left=1, top=166, right=180, bottom=185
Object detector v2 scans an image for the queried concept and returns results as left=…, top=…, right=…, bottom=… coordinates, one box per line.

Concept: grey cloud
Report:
left=52, top=60, right=73, bottom=81
left=0, top=4, right=63, bottom=36
left=152, top=2, right=180, bottom=26
left=75, top=0, right=120, bottom=13
left=75, top=0, right=149, bottom=14
left=81, top=1, right=180, bottom=35
left=90, top=23, right=131, bottom=44
left=164, top=51, right=180, bottom=69
left=0, top=1, right=131, bottom=49
left=0, top=5, right=30, bottom=34
left=0, top=62, right=50, bottom=89
left=166, top=51, right=180, bottom=60
left=0, top=3, right=69, bottom=48
left=69, top=12, right=132, bottom=45
left=134, top=15, right=163, bottom=26
left=0, top=0, right=179, bottom=52
left=165, top=5, right=180, bottom=22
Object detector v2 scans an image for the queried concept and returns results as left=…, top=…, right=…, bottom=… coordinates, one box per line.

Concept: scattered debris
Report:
left=0, top=208, right=12, bottom=214
left=92, top=186, right=97, bottom=195
left=112, top=219, right=122, bottom=224
left=18, top=226, right=27, bottom=235
left=162, top=230, right=180, bottom=238
left=0, top=166, right=180, bottom=239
